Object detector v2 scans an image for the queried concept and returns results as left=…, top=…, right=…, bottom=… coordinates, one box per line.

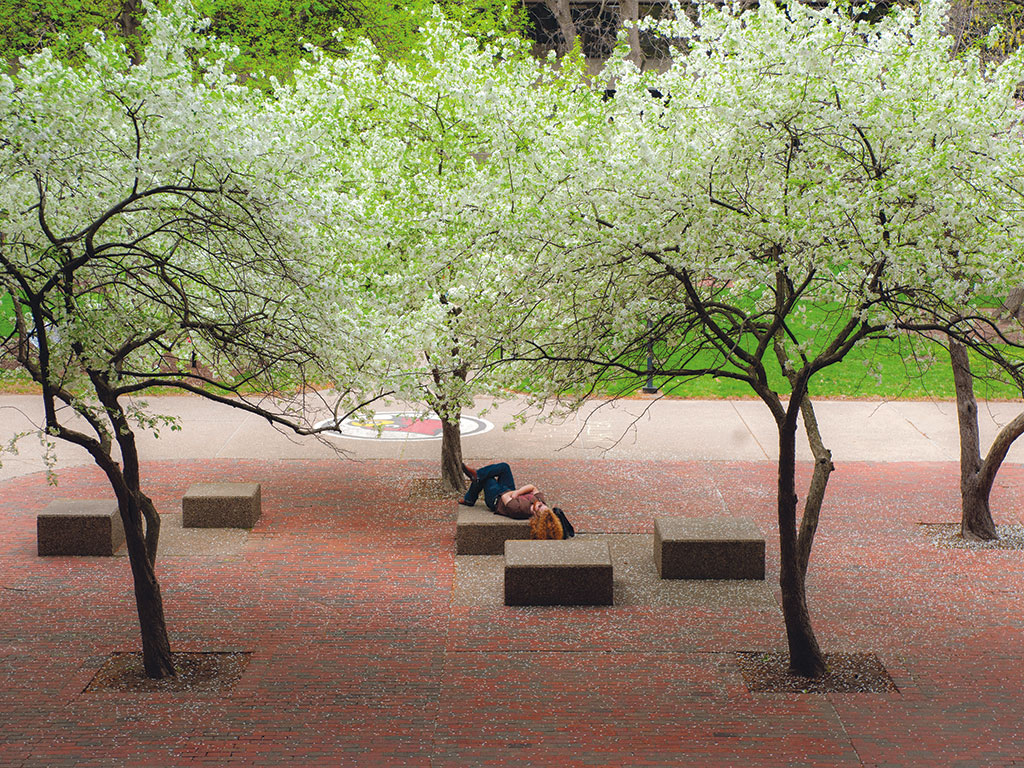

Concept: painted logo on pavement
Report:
left=316, top=411, right=493, bottom=441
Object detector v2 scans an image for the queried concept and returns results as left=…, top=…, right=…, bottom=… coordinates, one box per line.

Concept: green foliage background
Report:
left=2, top=0, right=1021, bottom=401
left=0, top=0, right=117, bottom=66
left=0, top=0, right=529, bottom=79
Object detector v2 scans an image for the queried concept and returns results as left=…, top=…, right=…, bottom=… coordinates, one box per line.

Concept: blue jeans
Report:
left=462, top=462, right=515, bottom=511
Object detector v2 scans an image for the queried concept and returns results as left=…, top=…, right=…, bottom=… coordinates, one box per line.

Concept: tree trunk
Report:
left=88, top=381, right=176, bottom=678
left=99, top=458, right=176, bottom=678
left=1000, top=286, right=1024, bottom=323
left=771, top=337, right=830, bottom=677
left=795, top=397, right=834, bottom=576
left=544, top=0, right=578, bottom=55
left=24, top=320, right=176, bottom=678
left=117, top=0, right=144, bottom=65
left=777, top=394, right=827, bottom=678
left=440, top=414, right=466, bottom=494
left=961, top=476, right=998, bottom=541
left=429, top=341, right=468, bottom=494
left=621, top=0, right=643, bottom=65
left=950, top=340, right=1024, bottom=540
left=121, top=497, right=176, bottom=678
left=951, top=340, right=999, bottom=541
left=140, top=492, right=162, bottom=565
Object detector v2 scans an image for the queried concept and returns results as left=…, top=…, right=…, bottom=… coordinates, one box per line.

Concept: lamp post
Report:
left=642, top=319, right=659, bottom=394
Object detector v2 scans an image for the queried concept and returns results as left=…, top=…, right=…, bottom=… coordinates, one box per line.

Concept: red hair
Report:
left=530, top=507, right=564, bottom=540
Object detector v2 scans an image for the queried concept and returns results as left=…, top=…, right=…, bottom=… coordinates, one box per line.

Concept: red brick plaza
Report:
left=2, top=457, right=1023, bottom=766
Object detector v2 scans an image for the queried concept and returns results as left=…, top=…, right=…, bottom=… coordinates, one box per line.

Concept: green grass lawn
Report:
left=0, top=293, right=39, bottom=392
left=605, top=309, right=1022, bottom=401
left=0, top=292, right=12, bottom=338
left=641, top=345, right=1014, bottom=400
left=0, top=288, right=1019, bottom=400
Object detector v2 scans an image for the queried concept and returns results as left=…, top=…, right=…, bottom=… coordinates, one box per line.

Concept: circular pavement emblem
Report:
left=316, top=411, right=493, bottom=441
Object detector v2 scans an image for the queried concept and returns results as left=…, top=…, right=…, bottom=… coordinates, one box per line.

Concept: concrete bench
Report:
left=182, top=482, right=261, bottom=529
left=456, top=508, right=531, bottom=554
left=654, top=517, right=765, bottom=580
left=37, top=500, right=125, bottom=556
left=504, top=539, right=613, bottom=606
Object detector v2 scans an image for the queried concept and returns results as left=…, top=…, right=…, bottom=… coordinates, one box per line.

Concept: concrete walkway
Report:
left=3, top=393, right=1024, bottom=481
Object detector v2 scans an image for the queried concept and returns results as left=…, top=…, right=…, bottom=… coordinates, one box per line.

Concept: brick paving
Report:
left=2, top=458, right=1024, bottom=766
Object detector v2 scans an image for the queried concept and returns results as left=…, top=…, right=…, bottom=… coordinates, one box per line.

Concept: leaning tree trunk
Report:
left=88, top=444, right=176, bottom=679
left=776, top=391, right=827, bottom=678
left=951, top=340, right=998, bottom=540
left=118, top=490, right=176, bottom=678
left=21, top=315, right=175, bottom=678
left=88, top=380, right=176, bottom=678
left=795, top=397, right=835, bottom=581
left=439, top=413, right=466, bottom=494
left=950, top=341, right=1024, bottom=541
left=772, top=341, right=831, bottom=677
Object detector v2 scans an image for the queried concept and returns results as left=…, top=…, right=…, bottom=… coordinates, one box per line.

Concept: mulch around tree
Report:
left=736, top=652, right=898, bottom=694
left=84, top=652, right=251, bottom=694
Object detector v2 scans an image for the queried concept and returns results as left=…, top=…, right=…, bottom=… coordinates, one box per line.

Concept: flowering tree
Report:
left=508, top=0, right=1024, bottom=676
left=290, top=14, right=564, bottom=492
left=0, top=1, right=390, bottom=678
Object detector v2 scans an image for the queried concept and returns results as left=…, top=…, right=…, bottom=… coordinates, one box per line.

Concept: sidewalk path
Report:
left=3, top=393, right=1024, bottom=482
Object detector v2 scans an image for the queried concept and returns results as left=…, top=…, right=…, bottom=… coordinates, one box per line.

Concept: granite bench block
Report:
left=37, top=500, right=125, bottom=557
left=182, top=482, right=261, bottom=529
left=504, top=539, right=613, bottom=606
left=655, top=517, right=765, bottom=580
left=456, top=508, right=531, bottom=554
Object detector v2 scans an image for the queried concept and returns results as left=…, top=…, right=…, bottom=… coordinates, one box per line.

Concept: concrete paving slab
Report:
left=455, top=534, right=778, bottom=609
left=140, top=512, right=248, bottom=559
